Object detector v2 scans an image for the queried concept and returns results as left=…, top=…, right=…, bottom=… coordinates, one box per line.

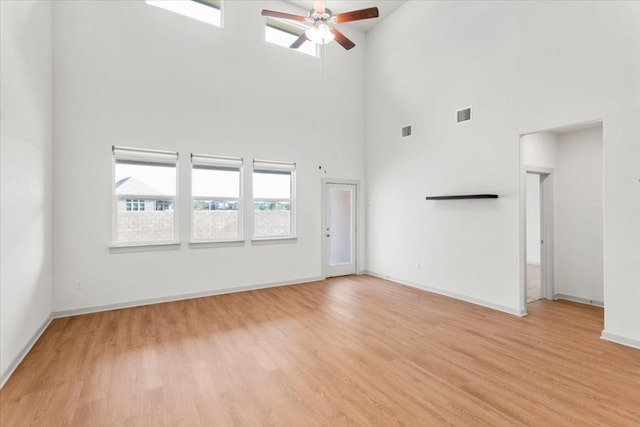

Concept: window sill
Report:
left=251, top=236, right=297, bottom=245
left=189, top=240, right=245, bottom=249
left=109, top=241, right=181, bottom=253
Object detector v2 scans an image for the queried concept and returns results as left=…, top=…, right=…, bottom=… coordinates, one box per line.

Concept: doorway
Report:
left=323, top=181, right=357, bottom=278
left=525, top=169, right=554, bottom=304
left=520, top=121, right=604, bottom=313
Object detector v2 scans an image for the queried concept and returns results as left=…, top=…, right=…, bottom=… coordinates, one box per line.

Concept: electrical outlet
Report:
left=74, top=279, right=82, bottom=290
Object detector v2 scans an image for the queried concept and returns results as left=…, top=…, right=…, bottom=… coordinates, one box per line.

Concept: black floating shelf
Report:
left=425, top=194, right=499, bottom=200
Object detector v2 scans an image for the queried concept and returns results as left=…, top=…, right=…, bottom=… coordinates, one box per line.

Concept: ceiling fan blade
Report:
left=261, top=9, right=307, bottom=22
left=334, top=7, right=379, bottom=24
left=313, top=0, right=325, bottom=14
left=289, top=32, right=309, bottom=49
left=329, top=28, right=355, bottom=50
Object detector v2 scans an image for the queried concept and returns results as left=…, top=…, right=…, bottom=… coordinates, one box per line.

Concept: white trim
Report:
left=600, top=331, right=640, bottom=350
left=1, top=315, right=53, bottom=389
left=365, top=271, right=527, bottom=317
left=520, top=119, right=603, bottom=137
left=554, top=294, right=604, bottom=308
left=109, top=242, right=181, bottom=253
left=52, top=276, right=322, bottom=319
left=251, top=237, right=297, bottom=245
left=524, top=165, right=554, bottom=175
left=189, top=239, right=245, bottom=248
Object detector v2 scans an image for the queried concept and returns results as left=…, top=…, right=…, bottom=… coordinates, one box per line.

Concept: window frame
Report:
left=111, top=146, right=180, bottom=248
left=190, top=154, right=244, bottom=244
left=146, top=0, right=223, bottom=28
left=252, top=159, right=296, bottom=241
left=264, top=16, right=318, bottom=57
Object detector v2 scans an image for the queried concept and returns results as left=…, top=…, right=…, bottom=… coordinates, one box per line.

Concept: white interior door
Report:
left=525, top=167, right=554, bottom=305
left=526, top=173, right=543, bottom=302
left=324, top=182, right=357, bottom=277
left=539, top=171, right=554, bottom=300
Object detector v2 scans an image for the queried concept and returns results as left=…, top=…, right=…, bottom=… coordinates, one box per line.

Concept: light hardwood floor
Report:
left=1, top=275, right=639, bottom=426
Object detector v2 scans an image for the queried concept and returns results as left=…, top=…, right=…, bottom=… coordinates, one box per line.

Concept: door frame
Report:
left=321, top=178, right=359, bottom=279
left=524, top=166, right=554, bottom=307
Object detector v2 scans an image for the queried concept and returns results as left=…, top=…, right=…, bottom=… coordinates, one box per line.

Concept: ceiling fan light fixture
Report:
left=305, top=23, right=335, bottom=45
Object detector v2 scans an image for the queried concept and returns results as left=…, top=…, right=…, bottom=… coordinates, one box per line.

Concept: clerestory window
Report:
left=146, top=0, right=222, bottom=27
left=265, top=17, right=317, bottom=57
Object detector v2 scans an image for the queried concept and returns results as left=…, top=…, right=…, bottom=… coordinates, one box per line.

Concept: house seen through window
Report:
left=113, top=147, right=178, bottom=245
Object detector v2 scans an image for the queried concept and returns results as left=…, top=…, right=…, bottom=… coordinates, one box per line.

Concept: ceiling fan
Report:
left=261, top=0, right=379, bottom=50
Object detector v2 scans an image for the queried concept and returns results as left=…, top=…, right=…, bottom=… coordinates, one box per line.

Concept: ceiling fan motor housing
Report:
left=308, top=8, right=334, bottom=26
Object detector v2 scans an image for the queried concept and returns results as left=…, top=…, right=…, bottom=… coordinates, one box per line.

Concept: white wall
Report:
left=523, top=132, right=557, bottom=169
left=554, top=126, right=604, bottom=303
left=52, top=0, right=367, bottom=312
left=366, top=1, right=640, bottom=345
left=525, top=173, right=541, bottom=264
left=0, top=1, right=53, bottom=384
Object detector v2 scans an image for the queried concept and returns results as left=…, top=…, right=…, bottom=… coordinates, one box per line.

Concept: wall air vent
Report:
left=401, top=125, right=412, bottom=138
left=456, top=107, right=472, bottom=123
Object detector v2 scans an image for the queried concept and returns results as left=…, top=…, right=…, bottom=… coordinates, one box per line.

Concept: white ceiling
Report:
left=284, top=1, right=407, bottom=33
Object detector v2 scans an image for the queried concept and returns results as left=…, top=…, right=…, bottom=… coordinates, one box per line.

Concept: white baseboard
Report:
left=554, top=293, right=604, bottom=307
left=53, top=276, right=323, bottom=319
left=365, top=271, right=526, bottom=317
left=601, top=331, right=640, bottom=350
left=1, top=315, right=53, bottom=389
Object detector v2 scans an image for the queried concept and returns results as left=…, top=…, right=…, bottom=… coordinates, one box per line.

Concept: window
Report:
left=191, top=154, right=243, bottom=242
left=113, top=146, right=178, bottom=245
left=265, top=17, right=317, bottom=57
left=253, top=160, right=295, bottom=239
left=155, top=200, right=172, bottom=211
left=126, top=199, right=146, bottom=211
left=146, top=0, right=222, bottom=27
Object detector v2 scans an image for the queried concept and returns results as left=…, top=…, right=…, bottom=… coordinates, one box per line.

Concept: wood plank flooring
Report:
left=1, top=275, right=639, bottom=426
